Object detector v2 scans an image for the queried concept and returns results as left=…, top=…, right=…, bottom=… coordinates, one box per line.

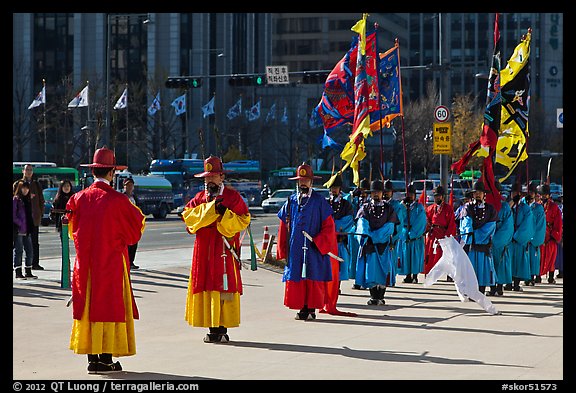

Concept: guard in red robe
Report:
left=423, top=185, right=457, bottom=275
left=67, top=147, right=146, bottom=374
left=181, top=156, right=251, bottom=343
left=538, top=184, right=563, bottom=283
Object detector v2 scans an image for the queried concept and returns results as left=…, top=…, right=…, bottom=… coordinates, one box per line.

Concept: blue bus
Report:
left=149, top=158, right=262, bottom=208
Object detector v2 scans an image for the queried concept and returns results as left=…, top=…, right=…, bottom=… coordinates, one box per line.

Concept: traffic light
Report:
left=165, top=77, right=203, bottom=89
left=302, top=71, right=330, bottom=84
left=228, top=74, right=267, bottom=87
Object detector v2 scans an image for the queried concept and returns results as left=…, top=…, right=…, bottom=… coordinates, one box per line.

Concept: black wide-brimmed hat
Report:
left=370, top=179, right=384, bottom=192
left=384, top=180, right=394, bottom=191
left=359, top=178, right=370, bottom=190
left=330, top=174, right=343, bottom=188
left=433, top=185, right=445, bottom=196
left=472, top=180, right=486, bottom=193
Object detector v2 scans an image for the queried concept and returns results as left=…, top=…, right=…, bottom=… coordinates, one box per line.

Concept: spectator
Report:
left=13, top=180, right=37, bottom=279
left=13, top=164, right=45, bottom=270
left=122, top=177, right=140, bottom=270
left=50, top=179, right=75, bottom=237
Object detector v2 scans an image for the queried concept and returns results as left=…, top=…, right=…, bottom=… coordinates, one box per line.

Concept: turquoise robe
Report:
left=397, top=202, right=426, bottom=276
left=356, top=217, right=395, bottom=288
left=526, top=200, right=546, bottom=277
left=509, top=200, right=534, bottom=281
left=492, top=200, right=514, bottom=284
left=460, top=207, right=497, bottom=287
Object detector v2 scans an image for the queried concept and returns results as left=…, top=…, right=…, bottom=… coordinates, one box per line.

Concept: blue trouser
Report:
left=14, top=234, right=33, bottom=269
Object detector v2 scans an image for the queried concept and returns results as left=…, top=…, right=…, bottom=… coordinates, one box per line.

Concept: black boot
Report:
left=547, top=272, right=556, bottom=284
left=487, top=286, right=497, bottom=296
left=412, top=274, right=419, bottom=284
left=479, top=285, right=486, bottom=294
left=24, top=267, right=38, bottom=279
left=496, top=284, right=504, bottom=296
left=98, top=353, right=122, bottom=373
left=87, top=354, right=99, bottom=374
left=513, top=278, right=523, bottom=292
left=15, top=267, right=25, bottom=279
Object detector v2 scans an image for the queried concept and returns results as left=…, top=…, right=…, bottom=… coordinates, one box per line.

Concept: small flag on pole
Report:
left=202, top=95, right=215, bottom=118
left=148, top=92, right=161, bottom=115
left=113, top=87, right=128, bottom=110
left=171, top=93, right=186, bottom=116
left=28, top=86, right=46, bottom=110
left=227, top=97, right=242, bottom=120
left=68, top=85, right=89, bottom=108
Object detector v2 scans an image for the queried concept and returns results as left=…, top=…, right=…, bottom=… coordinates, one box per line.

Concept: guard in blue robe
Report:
left=383, top=179, right=407, bottom=285
left=507, top=183, right=534, bottom=291
left=329, top=175, right=355, bottom=281
left=460, top=180, right=498, bottom=293
left=397, top=183, right=427, bottom=283
left=488, top=182, right=514, bottom=296
left=355, top=180, right=398, bottom=305
left=276, top=164, right=336, bottom=321
left=346, top=178, right=370, bottom=290
left=523, top=182, right=546, bottom=286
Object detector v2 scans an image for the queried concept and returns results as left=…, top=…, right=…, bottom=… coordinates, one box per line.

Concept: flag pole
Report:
left=125, top=83, right=129, bottom=168
left=42, top=79, right=47, bottom=162
left=373, top=23, right=385, bottom=180
left=396, top=39, right=409, bottom=191
left=86, top=81, right=91, bottom=159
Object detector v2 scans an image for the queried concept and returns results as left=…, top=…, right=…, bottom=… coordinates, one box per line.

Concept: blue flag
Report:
left=246, top=101, right=261, bottom=122
left=280, top=106, right=288, bottom=125
left=171, top=93, right=186, bottom=116
left=148, top=92, right=161, bottom=115
left=266, top=102, right=276, bottom=123
left=227, top=98, right=242, bottom=120
left=202, top=96, right=215, bottom=118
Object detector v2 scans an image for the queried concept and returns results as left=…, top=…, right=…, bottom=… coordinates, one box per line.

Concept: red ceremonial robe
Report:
left=66, top=181, right=145, bottom=321
left=423, top=201, right=457, bottom=274
left=185, top=186, right=250, bottom=295
left=539, top=199, right=563, bottom=276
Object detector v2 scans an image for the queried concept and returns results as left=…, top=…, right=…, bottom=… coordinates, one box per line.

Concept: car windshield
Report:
left=271, top=190, right=293, bottom=199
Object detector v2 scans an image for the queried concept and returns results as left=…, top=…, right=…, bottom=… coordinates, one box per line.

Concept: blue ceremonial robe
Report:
left=397, top=201, right=426, bottom=276
left=356, top=210, right=396, bottom=288
left=509, top=200, right=534, bottom=281
left=492, top=200, right=514, bottom=284
left=278, top=191, right=333, bottom=282
left=334, top=215, right=355, bottom=280
left=526, top=200, right=546, bottom=277
left=388, top=198, right=407, bottom=279
left=460, top=202, right=498, bottom=286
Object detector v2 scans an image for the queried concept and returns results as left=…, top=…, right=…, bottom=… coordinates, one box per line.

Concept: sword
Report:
left=222, top=236, right=249, bottom=269
left=302, top=230, right=344, bottom=262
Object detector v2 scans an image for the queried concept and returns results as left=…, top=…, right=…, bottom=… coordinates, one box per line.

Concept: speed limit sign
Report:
left=434, top=105, right=450, bottom=122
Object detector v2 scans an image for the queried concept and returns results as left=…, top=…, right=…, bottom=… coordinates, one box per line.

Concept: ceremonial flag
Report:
left=113, top=87, right=128, bottom=110
left=328, top=14, right=374, bottom=187
left=148, top=92, right=161, bottom=115
left=202, top=95, right=215, bottom=118
left=314, top=30, right=379, bottom=133
left=246, top=100, right=261, bottom=121
left=68, top=85, right=89, bottom=108
left=319, top=130, right=343, bottom=152
left=171, top=93, right=186, bottom=116
left=28, top=85, right=45, bottom=110
left=227, top=97, right=242, bottom=120
left=496, top=28, right=532, bottom=182
left=369, top=42, right=403, bottom=131
left=266, top=102, right=277, bottom=123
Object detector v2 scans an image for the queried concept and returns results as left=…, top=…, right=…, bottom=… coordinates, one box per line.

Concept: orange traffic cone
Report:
left=261, top=226, right=270, bottom=255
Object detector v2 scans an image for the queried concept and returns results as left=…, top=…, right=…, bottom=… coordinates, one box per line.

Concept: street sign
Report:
left=433, top=122, right=452, bottom=155
left=557, top=108, right=563, bottom=128
left=266, top=66, right=289, bottom=85
left=434, top=105, right=450, bottom=122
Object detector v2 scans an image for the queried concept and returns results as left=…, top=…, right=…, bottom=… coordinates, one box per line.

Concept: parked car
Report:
left=261, top=189, right=293, bottom=213
left=42, top=187, right=58, bottom=226
left=411, top=179, right=439, bottom=206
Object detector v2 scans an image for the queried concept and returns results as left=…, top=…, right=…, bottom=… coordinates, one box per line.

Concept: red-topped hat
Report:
left=289, top=163, right=321, bottom=180
left=194, top=155, right=230, bottom=178
left=80, top=146, right=127, bottom=170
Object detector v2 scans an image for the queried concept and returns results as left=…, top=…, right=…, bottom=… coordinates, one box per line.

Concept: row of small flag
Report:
left=28, top=83, right=293, bottom=124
